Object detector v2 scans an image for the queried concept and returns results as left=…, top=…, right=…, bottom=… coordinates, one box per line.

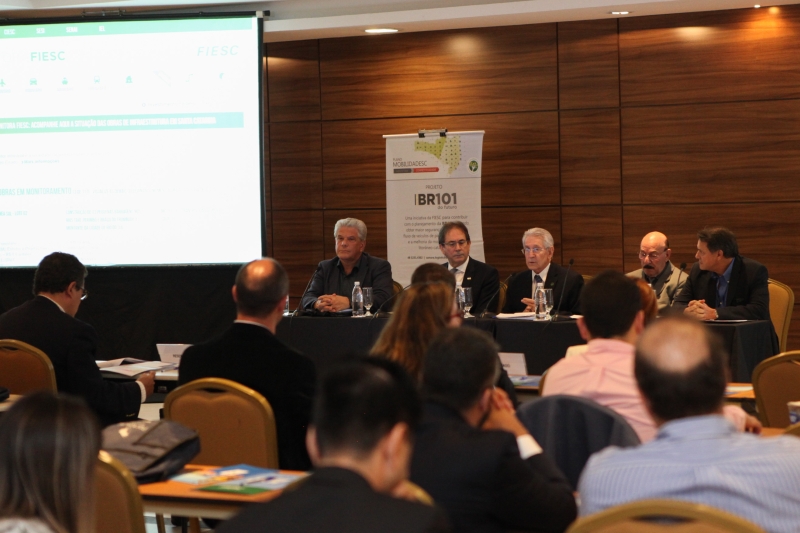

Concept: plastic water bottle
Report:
left=534, top=282, right=547, bottom=320
left=352, top=282, right=364, bottom=317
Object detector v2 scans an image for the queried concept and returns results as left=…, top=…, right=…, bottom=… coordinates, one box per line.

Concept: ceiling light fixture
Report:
left=610, top=11, right=631, bottom=15
left=754, top=4, right=761, bottom=7
left=365, top=28, right=399, bottom=34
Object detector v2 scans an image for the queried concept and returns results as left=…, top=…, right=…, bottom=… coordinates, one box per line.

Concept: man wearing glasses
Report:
left=501, top=227, right=584, bottom=315
left=437, top=221, right=499, bottom=315
left=0, top=252, right=153, bottom=426
left=626, top=231, right=686, bottom=312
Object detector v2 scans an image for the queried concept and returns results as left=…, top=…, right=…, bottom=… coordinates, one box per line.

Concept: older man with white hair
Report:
left=301, top=218, right=394, bottom=313
left=626, top=231, right=686, bottom=312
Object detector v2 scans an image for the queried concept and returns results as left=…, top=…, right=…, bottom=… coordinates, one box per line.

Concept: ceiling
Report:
left=2, top=0, right=797, bottom=42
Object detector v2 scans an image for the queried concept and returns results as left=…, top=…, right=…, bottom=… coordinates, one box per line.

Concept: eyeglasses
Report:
left=522, top=247, right=548, bottom=255
left=77, top=286, right=88, bottom=301
left=443, top=240, right=468, bottom=249
left=638, top=250, right=667, bottom=261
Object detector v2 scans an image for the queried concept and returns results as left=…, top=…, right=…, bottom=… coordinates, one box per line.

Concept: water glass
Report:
left=462, top=286, right=474, bottom=318
left=363, top=287, right=374, bottom=316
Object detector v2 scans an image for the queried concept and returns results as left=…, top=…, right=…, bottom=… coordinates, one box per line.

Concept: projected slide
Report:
left=0, top=17, right=263, bottom=267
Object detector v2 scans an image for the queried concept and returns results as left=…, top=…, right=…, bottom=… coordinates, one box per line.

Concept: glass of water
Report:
left=363, top=287, right=374, bottom=316
left=544, top=288, right=554, bottom=319
left=462, top=287, right=474, bottom=318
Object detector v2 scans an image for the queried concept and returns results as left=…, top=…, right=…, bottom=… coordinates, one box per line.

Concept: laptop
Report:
left=156, top=344, right=191, bottom=366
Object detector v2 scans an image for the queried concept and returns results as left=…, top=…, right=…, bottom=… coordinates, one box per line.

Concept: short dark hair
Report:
left=635, top=317, right=728, bottom=422
left=33, top=252, right=87, bottom=295
left=410, top=263, right=456, bottom=289
left=234, top=259, right=289, bottom=317
left=422, top=328, right=500, bottom=412
left=438, top=221, right=471, bottom=245
left=313, top=358, right=421, bottom=458
left=697, top=227, right=738, bottom=258
left=581, top=270, right=641, bottom=339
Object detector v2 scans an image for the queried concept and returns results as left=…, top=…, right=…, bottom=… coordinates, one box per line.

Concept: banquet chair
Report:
left=784, top=422, right=800, bottom=437
left=0, top=339, right=57, bottom=394
left=496, top=281, right=507, bottom=314
left=752, top=351, right=800, bottom=428
left=767, top=279, right=794, bottom=353
left=392, top=280, right=404, bottom=297
left=95, top=450, right=147, bottom=533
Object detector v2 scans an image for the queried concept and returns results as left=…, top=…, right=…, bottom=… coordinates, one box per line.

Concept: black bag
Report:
left=0, top=387, right=9, bottom=402
left=102, top=419, right=201, bottom=484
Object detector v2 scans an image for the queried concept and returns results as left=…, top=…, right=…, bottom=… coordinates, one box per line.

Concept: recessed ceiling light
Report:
left=754, top=4, right=761, bottom=7
left=365, top=28, right=399, bottom=34
left=610, top=11, right=631, bottom=15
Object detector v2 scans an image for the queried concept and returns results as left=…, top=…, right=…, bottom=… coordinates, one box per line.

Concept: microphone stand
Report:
left=549, top=258, right=575, bottom=323
left=293, top=265, right=322, bottom=317
left=479, top=272, right=517, bottom=319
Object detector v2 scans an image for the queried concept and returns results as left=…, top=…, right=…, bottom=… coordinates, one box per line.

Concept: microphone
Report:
left=293, top=265, right=322, bottom=316
left=479, top=272, right=518, bottom=319
left=668, top=262, right=687, bottom=307
left=551, top=258, right=574, bottom=322
left=370, top=283, right=412, bottom=320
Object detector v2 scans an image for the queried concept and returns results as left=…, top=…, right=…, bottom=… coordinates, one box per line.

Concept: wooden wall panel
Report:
left=263, top=133, right=272, bottom=210
left=560, top=109, right=621, bottom=205
left=269, top=122, right=323, bottom=210
left=319, top=25, right=558, bottom=120
left=558, top=19, right=620, bottom=109
left=622, top=100, right=800, bottom=204
left=561, top=206, right=623, bottom=275
left=620, top=6, right=800, bottom=106
left=322, top=112, right=560, bottom=209
left=271, top=210, right=324, bottom=301
left=266, top=41, right=321, bottom=122
left=323, top=210, right=388, bottom=262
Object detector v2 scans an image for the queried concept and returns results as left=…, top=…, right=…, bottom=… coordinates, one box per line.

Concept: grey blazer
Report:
left=627, top=261, right=687, bottom=312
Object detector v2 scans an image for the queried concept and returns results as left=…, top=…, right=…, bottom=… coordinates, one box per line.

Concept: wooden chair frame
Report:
left=0, top=339, right=57, bottom=393
left=768, top=278, right=794, bottom=353
left=96, top=450, right=147, bottom=533
left=752, top=350, right=800, bottom=427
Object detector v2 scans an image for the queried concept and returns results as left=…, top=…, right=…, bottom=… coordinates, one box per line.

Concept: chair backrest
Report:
left=752, top=351, right=800, bottom=427
left=784, top=422, right=800, bottom=437
left=0, top=339, right=57, bottom=394
left=95, top=450, right=146, bottom=533
left=496, top=281, right=508, bottom=313
left=164, top=378, right=279, bottom=468
left=768, top=279, right=794, bottom=353
left=566, top=499, right=765, bottom=533
left=582, top=274, right=593, bottom=284
left=392, top=280, right=404, bottom=297
left=516, top=394, right=640, bottom=489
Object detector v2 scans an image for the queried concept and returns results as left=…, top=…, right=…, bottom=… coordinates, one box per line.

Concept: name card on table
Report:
left=499, top=352, right=527, bottom=376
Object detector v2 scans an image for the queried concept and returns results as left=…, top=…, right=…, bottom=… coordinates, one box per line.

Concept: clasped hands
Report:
left=683, top=299, right=718, bottom=321
left=314, top=294, right=351, bottom=313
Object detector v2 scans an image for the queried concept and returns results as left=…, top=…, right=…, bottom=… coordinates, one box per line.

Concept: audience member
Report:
left=438, top=221, right=500, bottom=314
left=0, top=252, right=153, bottom=426
left=218, top=359, right=450, bottom=533
left=502, top=228, right=583, bottom=315
left=579, top=317, right=800, bottom=533
left=411, top=263, right=456, bottom=289
left=179, top=258, right=316, bottom=470
left=0, top=391, right=101, bottom=533
left=301, top=218, right=393, bottom=313
left=410, top=328, right=577, bottom=533
left=626, top=231, right=686, bottom=312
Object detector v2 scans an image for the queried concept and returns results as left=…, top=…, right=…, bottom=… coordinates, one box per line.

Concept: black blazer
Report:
left=217, top=467, right=450, bottom=533
left=443, top=257, right=500, bottom=314
left=301, top=253, right=393, bottom=311
left=502, top=262, right=584, bottom=316
left=178, top=323, right=316, bottom=471
left=672, top=256, right=771, bottom=321
left=0, top=296, right=141, bottom=427
left=410, top=402, right=577, bottom=533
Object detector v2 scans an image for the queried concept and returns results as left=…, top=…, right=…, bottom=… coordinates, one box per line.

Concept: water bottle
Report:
left=534, top=282, right=547, bottom=320
left=352, top=282, right=364, bottom=317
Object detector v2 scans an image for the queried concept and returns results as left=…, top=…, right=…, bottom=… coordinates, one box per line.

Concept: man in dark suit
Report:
left=673, top=227, right=771, bottom=321
left=438, top=221, right=499, bottom=315
left=179, top=258, right=316, bottom=471
left=0, top=252, right=153, bottom=427
left=217, top=358, right=451, bottom=533
left=410, top=328, right=577, bottom=533
left=301, top=218, right=393, bottom=313
left=502, top=227, right=583, bottom=315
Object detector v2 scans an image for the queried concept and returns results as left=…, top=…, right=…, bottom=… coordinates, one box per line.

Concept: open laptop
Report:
left=156, top=344, right=191, bottom=366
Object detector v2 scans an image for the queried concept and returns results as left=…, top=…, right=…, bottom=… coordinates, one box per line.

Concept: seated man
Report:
left=217, top=358, right=450, bottom=533
left=0, top=252, right=154, bottom=427
left=626, top=231, right=686, bottom=312
left=579, top=317, right=800, bottom=533
left=179, top=258, right=316, bottom=471
left=438, top=221, right=499, bottom=314
left=410, top=327, right=576, bottom=533
left=502, top=227, right=583, bottom=315
left=301, top=218, right=393, bottom=313
left=673, top=227, right=770, bottom=321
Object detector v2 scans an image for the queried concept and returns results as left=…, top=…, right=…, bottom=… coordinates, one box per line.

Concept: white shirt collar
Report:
left=234, top=319, right=270, bottom=330
left=532, top=263, right=551, bottom=283
left=449, top=256, right=470, bottom=274
left=39, top=294, right=66, bottom=314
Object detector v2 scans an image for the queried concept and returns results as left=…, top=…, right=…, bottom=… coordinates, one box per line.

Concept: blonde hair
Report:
left=634, top=278, right=659, bottom=325
left=370, top=282, right=455, bottom=380
left=0, top=392, right=100, bottom=533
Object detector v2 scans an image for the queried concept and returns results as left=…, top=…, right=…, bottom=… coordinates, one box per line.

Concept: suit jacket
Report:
left=672, top=256, right=770, bottom=321
left=627, top=261, right=687, bottom=312
left=443, top=257, right=500, bottom=314
left=217, top=466, right=451, bottom=533
left=0, top=296, right=141, bottom=427
left=502, top=262, right=584, bottom=316
left=410, top=402, right=577, bottom=533
left=178, top=322, right=316, bottom=471
left=301, top=253, right=393, bottom=312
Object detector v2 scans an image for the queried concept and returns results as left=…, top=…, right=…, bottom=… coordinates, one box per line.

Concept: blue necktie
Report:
left=717, top=274, right=728, bottom=308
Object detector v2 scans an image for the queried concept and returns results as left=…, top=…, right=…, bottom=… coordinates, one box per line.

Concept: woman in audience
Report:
left=634, top=278, right=659, bottom=325
left=0, top=391, right=101, bottom=533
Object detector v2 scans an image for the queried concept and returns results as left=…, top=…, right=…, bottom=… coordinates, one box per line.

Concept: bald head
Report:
left=639, top=231, right=672, bottom=277
left=234, top=258, right=289, bottom=317
left=635, top=317, right=728, bottom=423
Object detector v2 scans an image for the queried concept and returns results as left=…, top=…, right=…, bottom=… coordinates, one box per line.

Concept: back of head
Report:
left=33, top=252, right=87, bottom=295
left=422, top=328, right=500, bottom=412
left=234, top=258, right=289, bottom=317
left=634, top=279, right=659, bottom=325
left=370, top=282, right=455, bottom=379
left=581, top=270, right=641, bottom=338
left=0, top=391, right=100, bottom=533
left=697, top=226, right=739, bottom=258
left=635, top=317, right=728, bottom=422
left=313, top=358, right=421, bottom=459
left=410, top=263, right=456, bottom=290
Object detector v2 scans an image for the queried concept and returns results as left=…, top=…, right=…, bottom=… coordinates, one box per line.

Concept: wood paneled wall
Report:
left=265, top=5, right=800, bottom=349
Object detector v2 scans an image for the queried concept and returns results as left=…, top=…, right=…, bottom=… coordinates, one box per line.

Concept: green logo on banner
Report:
left=468, top=159, right=479, bottom=173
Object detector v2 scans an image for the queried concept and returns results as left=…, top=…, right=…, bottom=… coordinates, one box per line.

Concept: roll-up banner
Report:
left=384, top=131, right=485, bottom=286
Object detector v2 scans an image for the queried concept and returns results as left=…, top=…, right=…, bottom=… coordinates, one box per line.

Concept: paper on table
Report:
left=100, top=361, right=176, bottom=377
left=499, top=352, right=528, bottom=376
left=712, top=319, right=748, bottom=323
left=496, top=312, right=538, bottom=319
left=96, top=358, right=146, bottom=368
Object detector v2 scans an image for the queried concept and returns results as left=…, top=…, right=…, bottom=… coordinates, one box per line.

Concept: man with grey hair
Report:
left=179, top=258, right=316, bottom=470
left=501, top=227, right=584, bottom=315
left=626, top=231, right=686, bottom=312
left=301, top=218, right=393, bottom=313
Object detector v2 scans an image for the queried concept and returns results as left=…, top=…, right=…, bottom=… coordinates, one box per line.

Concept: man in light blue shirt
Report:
left=578, top=316, right=800, bottom=533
